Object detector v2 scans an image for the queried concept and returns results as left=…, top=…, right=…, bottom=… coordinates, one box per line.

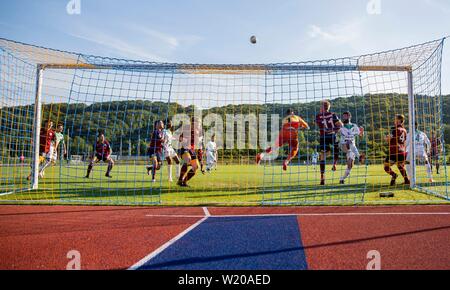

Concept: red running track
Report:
left=0, top=205, right=449, bottom=270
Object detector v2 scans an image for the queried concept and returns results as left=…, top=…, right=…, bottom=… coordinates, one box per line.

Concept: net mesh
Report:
left=0, top=37, right=448, bottom=205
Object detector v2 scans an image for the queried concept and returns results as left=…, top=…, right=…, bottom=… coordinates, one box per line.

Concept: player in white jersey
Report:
left=39, top=124, right=67, bottom=178
left=163, top=120, right=181, bottom=182
left=205, top=134, right=218, bottom=172
left=311, top=150, right=319, bottom=169
left=406, top=123, right=433, bottom=182
left=338, top=112, right=364, bottom=184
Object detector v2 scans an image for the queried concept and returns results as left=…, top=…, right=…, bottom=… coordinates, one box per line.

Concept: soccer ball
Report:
left=250, top=36, right=257, bottom=44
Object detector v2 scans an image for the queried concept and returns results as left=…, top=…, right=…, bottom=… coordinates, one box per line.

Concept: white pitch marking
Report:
left=145, top=214, right=205, bottom=218
left=202, top=207, right=211, bottom=217
left=134, top=209, right=449, bottom=270
left=129, top=209, right=210, bottom=270
left=0, top=188, right=32, bottom=197
left=128, top=215, right=208, bottom=270
left=210, top=212, right=450, bottom=217
left=145, top=212, right=450, bottom=218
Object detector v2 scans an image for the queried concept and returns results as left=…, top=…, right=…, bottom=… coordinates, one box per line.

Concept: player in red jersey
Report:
left=177, top=116, right=203, bottom=187
left=430, top=133, right=442, bottom=175
left=27, top=120, right=55, bottom=180
left=146, top=120, right=165, bottom=182
left=85, top=131, right=114, bottom=178
left=315, top=101, right=343, bottom=185
left=256, top=109, right=310, bottom=171
left=384, top=114, right=410, bottom=186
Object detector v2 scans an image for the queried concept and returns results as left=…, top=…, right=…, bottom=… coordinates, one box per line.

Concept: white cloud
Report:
left=127, top=24, right=179, bottom=50
left=66, top=23, right=204, bottom=63
left=307, top=20, right=364, bottom=44
left=68, top=28, right=169, bottom=62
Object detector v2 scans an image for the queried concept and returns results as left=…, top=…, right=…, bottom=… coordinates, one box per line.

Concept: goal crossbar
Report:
left=38, top=63, right=413, bottom=73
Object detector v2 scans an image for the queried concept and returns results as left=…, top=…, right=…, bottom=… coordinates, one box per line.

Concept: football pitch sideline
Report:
left=1, top=164, right=448, bottom=206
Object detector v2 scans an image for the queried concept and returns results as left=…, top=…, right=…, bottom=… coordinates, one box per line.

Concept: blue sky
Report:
left=1, top=0, right=449, bottom=92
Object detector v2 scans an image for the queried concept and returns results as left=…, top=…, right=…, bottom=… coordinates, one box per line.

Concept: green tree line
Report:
left=1, top=94, right=449, bottom=161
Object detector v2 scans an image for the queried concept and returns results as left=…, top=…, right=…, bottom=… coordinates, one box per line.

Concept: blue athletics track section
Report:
left=138, top=216, right=308, bottom=270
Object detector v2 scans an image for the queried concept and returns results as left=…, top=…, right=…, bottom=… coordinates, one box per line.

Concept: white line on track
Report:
left=132, top=208, right=449, bottom=269
left=203, top=207, right=211, bottom=217
left=128, top=208, right=210, bottom=270
left=145, top=212, right=450, bottom=218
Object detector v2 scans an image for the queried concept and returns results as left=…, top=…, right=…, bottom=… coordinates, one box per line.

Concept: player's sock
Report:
left=176, top=163, right=181, bottom=179
left=398, top=165, right=408, bottom=182
left=200, top=163, right=205, bottom=174
left=106, top=163, right=113, bottom=176
left=320, top=160, right=326, bottom=175
left=179, top=164, right=188, bottom=181
left=39, top=160, right=51, bottom=175
left=426, top=162, right=433, bottom=180
left=342, top=168, right=351, bottom=181
left=320, top=160, right=326, bottom=185
left=167, top=164, right=172, bottom=181
left=86, top=164, right=93, bottom=177
left=185, top=169, right=196, bottom=182
left=384, top=164, right=395, bottom=177
left=436, top=164, right=440, bottom=174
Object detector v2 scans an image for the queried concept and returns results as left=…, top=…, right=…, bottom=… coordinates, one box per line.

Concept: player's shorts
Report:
left=48, top=144, right=59, bottom=162
left=385, top=153, right=407, bottom=163
left=414, top=150, right=429, bottom=160
left=51, top=151, right=58, bottom=162
left=180, top=148, right=197, bottom=160
left=206, top=151, right=216, bottom=163
left=276, top=134, right=299, bottom=149
left=147, top=148, right=162, bottom=162
left=196, top=149, right=204, bottom=162
left=311, top=158, right=318, bottom=164
left=339, top=142, right=358, bottom=161
left=95, top=153, right=111, bottom=162
left=319, top=134, right=337, bottom=153
left=431, top=152, right=440, bottom=160
left=164, top=146, right=178, bottom=159
left=180, top=148, right=200, bottom=167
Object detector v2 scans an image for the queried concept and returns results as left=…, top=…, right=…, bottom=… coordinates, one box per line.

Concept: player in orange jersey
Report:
left=256, top=109, right=310, bottom=171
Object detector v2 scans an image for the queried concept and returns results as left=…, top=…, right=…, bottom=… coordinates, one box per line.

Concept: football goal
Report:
left=0, top=37, right=448, bottom=205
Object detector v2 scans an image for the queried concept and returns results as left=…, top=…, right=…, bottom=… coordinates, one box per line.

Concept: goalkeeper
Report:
left=256, top=109, right=309, bottom=171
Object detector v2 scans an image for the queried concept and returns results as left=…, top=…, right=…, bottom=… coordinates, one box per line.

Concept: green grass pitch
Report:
left=1, top=163, right=448, bottom=206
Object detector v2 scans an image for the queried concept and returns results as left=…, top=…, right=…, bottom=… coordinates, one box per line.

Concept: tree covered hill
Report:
left=1, top=94, right=449, bottom=159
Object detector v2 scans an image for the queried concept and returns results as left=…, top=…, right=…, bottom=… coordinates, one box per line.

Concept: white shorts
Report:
left=408, top=150, right=429, bottom=161
left=164, top=147, right=178, bottom=159
left=340, top=143, right=359, bottom=161
left=206, top=151, right=216, bottom=164
left=46, top=144, right=56, bottom=161
left=312, top=158, right=318, bottom=164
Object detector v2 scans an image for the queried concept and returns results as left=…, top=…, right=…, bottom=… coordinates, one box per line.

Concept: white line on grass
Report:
left=0, top=188, right=32, bottom=197
left=128, top=212, right=209, bottom=270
